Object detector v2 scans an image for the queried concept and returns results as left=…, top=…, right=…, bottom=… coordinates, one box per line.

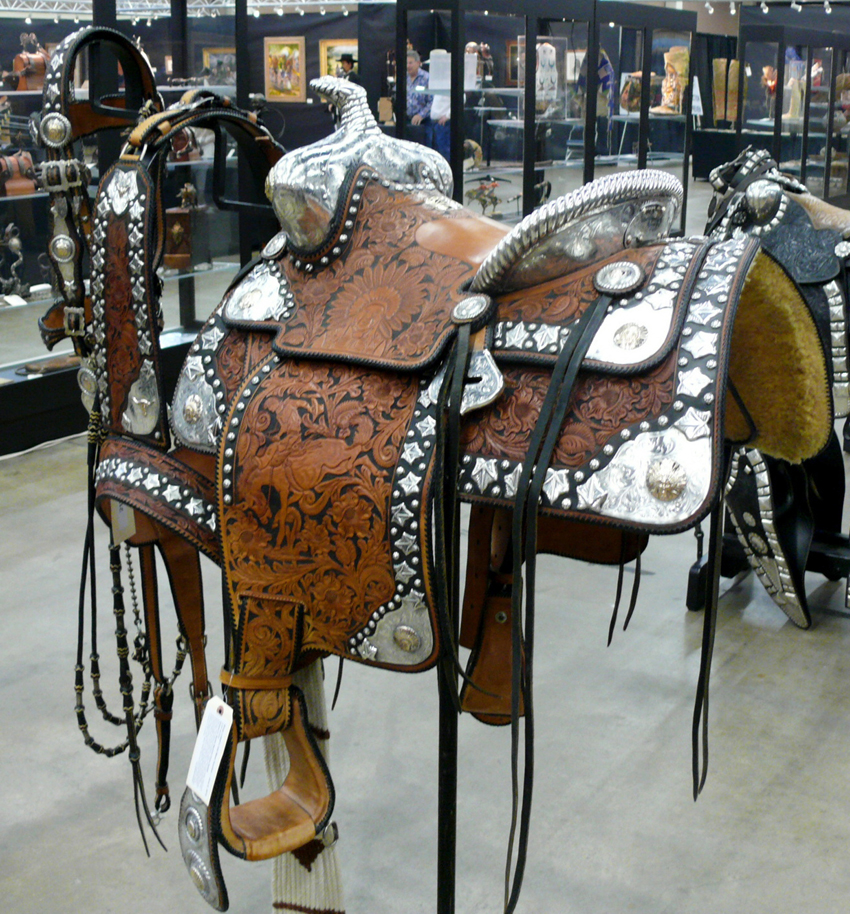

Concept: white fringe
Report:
left=264, top=659, right=345, bottom=913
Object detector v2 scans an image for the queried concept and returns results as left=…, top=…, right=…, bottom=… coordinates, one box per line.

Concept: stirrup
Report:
left=178, top=687, right=334, bottom=910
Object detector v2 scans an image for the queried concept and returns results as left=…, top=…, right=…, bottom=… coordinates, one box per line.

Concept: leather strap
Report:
left=504, top=291, right=613, bottom=913
left=220, top=669, right=295, bottom=691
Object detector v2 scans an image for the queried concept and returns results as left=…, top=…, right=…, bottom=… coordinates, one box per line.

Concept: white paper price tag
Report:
left=186, top=697, right=234, bottom=806
left=111, top=500, right=136, bottom=545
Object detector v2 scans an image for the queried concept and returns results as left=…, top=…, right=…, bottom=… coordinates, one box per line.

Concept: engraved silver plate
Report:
left=593, top=260, right=645, bottom=295
left=122, top=361, right=160, bottom=435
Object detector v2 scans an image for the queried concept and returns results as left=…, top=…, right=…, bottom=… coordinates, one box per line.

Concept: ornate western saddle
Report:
left=38, top=30, right=834, bottom=913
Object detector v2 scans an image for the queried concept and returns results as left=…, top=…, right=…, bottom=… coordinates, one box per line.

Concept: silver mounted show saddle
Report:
left=36, top=31, right=836, bottom=914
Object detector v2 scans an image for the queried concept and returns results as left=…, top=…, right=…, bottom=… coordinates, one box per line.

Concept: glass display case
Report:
left=736, top=24, right=850, bottom=205
left=595, top=1, right=695, bottom=234
left=395, top=0, right=596, bottom=221
left=394, top=0, right=694, bottom=228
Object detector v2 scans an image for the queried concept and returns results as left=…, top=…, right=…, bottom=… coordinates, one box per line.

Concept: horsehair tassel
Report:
left=267, top=659, right=345, bottom=913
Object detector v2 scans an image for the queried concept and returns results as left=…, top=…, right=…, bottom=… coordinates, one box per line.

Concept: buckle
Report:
left=63, top=305, right=86, bottom=338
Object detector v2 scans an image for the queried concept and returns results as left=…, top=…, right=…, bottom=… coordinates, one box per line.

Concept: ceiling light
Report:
left=320, top=6, right=326, bottom=14
left=705, top=2, right=714, bottom=13
left=24, top=15, right=31, bottom=23
left=730, top=1, right=736, bottom=14
left=790, top=1, right=802, bottom=10
left=276, top=6, right=283, bottom=14
left=761, top=1, right=769, bottom=12
left=826, top=0, right=833, bottom=11
left=211, top=9, right=218, bottom=16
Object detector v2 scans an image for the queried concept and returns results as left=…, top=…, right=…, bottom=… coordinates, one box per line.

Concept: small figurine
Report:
left=179, top=182, right=198, bottom=209
left=1, top=223, right=30, bottom=298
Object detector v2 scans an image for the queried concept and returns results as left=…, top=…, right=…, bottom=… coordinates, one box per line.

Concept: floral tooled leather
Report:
left=461, top=355, right=676, bottom=473
left=104, top=217, right=143, bottom=432
left=221, top=359, right=427, bottom=670
left=274, top=180, right=474, bottom=368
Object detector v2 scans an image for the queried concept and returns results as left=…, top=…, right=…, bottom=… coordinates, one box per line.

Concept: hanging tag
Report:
left=111, top=500, right=136, bottom=545
left=186, top=697, right=234, bottom=806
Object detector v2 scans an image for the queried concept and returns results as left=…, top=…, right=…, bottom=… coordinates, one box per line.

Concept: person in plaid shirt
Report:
left=406, top=50, right=433, bottom=145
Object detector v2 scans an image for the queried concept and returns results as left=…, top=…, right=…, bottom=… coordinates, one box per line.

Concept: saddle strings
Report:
left=504, top=293, right=613, bottom=914
left=691, top=451, right=731, bottom=800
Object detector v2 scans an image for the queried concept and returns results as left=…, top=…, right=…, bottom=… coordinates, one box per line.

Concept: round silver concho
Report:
left=262, top=231, right=287, bottom=260
left=613, top=322, right=648, bottom=351
left=743, top=179, right=782, bottom=226
left=40, top=112, right=72, bottom=149
left=593, top=261, right=645, bottom=296
left=393, top=624, right=422, bottom=653
left=77, top=362, right=97, bottom=414
left=184, top=806, right=205, bottom=844
left=183, top=393, right=205, bottom=425
left=187, top=851, right=212, bottom=895
left=452, top=294, right=492, bottom=324
left=835, top=240, right=850, bottom=259
left=646, top=457, right=688, bottom=502
left=50, top=234, right=75, bottom=264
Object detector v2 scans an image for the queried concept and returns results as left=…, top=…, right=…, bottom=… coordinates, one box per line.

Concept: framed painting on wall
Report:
left=319, top=39, right=358, bottom=79
left=202, top=46, right=236, bottom=85
left=505, top=39, right=518, bottom=87
left=264, top=36, right=306, bottom=102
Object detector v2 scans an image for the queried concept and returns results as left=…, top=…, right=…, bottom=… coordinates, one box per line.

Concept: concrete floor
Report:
left=3, top=431, right=850, bottom=914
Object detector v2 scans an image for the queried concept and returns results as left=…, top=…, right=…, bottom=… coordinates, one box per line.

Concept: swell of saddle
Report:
left=725, top=249, right=831, bottom=464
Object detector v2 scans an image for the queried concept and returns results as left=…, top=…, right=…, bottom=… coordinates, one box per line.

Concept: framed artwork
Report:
left=505, top=39, right=518, bottom=87
left=202, top=46, right=236, bottom=84
left=319, top=39, right=358, bottom=79
left=264, top=36, right=306, bottom=102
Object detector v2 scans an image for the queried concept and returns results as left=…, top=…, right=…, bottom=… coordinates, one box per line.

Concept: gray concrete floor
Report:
left=3, top=432, right=850, bottom=914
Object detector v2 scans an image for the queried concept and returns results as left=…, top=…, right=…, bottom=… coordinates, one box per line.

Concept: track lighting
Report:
left=705, top=2, right=714, bottom=14
left=826, top=0, right=833, bottom=11
left=761, top=1, right=769, bottom=13
left=24, top=15, right=31, bottom=23
left=790, top=1, right=802, bottom=11
left=730, top=1, right=737, bottom=14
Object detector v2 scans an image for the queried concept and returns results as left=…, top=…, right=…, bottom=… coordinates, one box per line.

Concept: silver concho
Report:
left=183, top=393, right=204, bottom=425
left=748, top=532, right=768, bottom=555
left=646, top=457, right=687, bottom=502
left=835, top=240, right=850, bottom=259
left=50, top=234, right=75, bottom=263
left=742, top=511, right=756, bottom=527
left=593, top=261, right=645, bottom=296
left=77, top=360, right=97, bottom=414
left=452, top=294, right=492, bottom=324
left=393, top=625, right=422, bottom=653
left=744, top=179, right=783, bottom=225
left=262, top=231, right=287, bottom=260
left=40, top=112, right=72, bottom=148
left=613, top=322, right=648, bottom=350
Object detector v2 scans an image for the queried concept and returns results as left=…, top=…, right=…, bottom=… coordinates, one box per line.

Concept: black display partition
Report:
left=736, top=23, right=850, bottom=206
